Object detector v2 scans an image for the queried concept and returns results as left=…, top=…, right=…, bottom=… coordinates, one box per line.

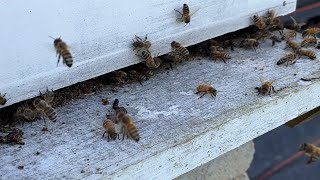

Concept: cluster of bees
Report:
left=103, top=99, right=139, bottom=142
left=13, top=89, right=57, bottom=131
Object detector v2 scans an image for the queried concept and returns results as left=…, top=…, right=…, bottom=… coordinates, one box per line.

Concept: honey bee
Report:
left=239, top=39, right=260, bottom=51
left=195, top=84, right=217, bottom=98
left=40, top=88, right=55, bottom=106
left=132, top=35, right=151, bottom=51
left=276, top=53, right=297, bottom=66
left=268, top=17, right=284, bottom=33
left=290, top=16, right=306, bottom=32
left=265, top=10, right=276, bottom=25
left=102, top=118, right=119, bottom=141
left=15, top=105, right=37, bottom=122
left=0, top=128, right=24, bottom=145
left=251, top=30, right=269, bottom=41
left=296, top=48, right=317, bottom=60
left=33, top=98, right=57, bottom=122
left=175, top=4, right=191, bottom=25
left=113, top=71, right=128, bottom=84
left=171, top=41, right=190, bottom=59
left=136, top=49, right=162, bottom=69
left=285, top=40, right=300, bottom=51
left=269, top=35, right=282, bottom=46
left=117, top=112, right=140, bottom=142
left=128, top=68, right=153, bottom=85
left=302, top=27, right=320, bottom=38
left=210, top=51, right=231, bottom=63
left=0, top=93, right=7, bottom=105
left=255, top=79, right=276, bottom=96
left=299, top=143, right=320, bottom=164
left=221, top=39, right=236, bottom=51
left=252, top=15, right=266, bottom=30
left=281, top=30, right=297, bottom=41
left=101, top=98, right=109, bottom=105
left=300, top=37, right=317, bottom=47
left=49, top=36, right=73, bottom=68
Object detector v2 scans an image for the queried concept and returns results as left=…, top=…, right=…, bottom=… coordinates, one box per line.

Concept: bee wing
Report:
left=290, top=16, right=297, bottom=25
left=190, top=7, right=201, bottom=17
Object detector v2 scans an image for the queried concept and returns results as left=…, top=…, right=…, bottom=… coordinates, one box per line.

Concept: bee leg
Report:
left=117, top=134, right=120, bottom=140
left=138, top=80, right=143, bottom=86
left=272, top=40, right=275, bottom=46
left=195, top=91, right=201, bottom=94
left=211, top=94, right=215, bottom=99
left=56, top=54, right=61, bottom=67
left=102, top=131, right=106, bottom=138
left=272, top=86, right=276, bottom=93
left=199, top=93, right=206, bottom=98
left=135, top=35, right=142, bottom=41
left=107, top=135, right=110, bottom=142
left=222, top=58, right=227, bottom=64
left=307, top=157, right=313, bottom=164
left=174, top=9, right=183, bottom=15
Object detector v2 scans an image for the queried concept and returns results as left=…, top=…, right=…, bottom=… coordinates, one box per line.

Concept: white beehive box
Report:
left=0, top=0, right=296, bottom=108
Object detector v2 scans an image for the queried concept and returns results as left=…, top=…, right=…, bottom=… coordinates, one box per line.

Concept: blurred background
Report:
left=248, top=1, right=320, bottom=179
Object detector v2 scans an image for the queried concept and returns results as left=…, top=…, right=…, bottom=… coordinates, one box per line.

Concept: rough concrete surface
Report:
left=176, top=141, right=255, bottom=180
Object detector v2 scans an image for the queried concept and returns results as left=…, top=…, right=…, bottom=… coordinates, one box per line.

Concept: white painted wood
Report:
left=2, top=34, right=320, bottom=180
left=0, top=0, right=296, bottom=108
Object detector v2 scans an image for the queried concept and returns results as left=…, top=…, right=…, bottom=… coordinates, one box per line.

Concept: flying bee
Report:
left=0, top=93, right=7, bottom=105
left=296, top=48, right=316, bottom=60
left=33, top=98, right=57, bottom=122
left=300, top=37, right=317, bottom=47
left=210, top=51, right=231, bottom=63
left=239, top=39, right=260, bottom=51
left=269, top=35, right=282, bottom=46
left=113, top=71, right=128, bottom=84
left=136, top=49, right=162, bottom=69
left=277, top=53, right=297, bottom=66
left=252, top=15, right=266, bottom=30
left=255, top=79, right=276, bottom=96
left=285, top=40, right=300, bottom=51
left=49, top=36, right=73, bottom=68
left=174, top=4, right=191, bottom=25
left=195, top=84, right=217, bottom=98
left=102, top=118, right=119, bottom=142
left=299, top=143, right=320, bottom=164
left=281, top=30, right=297, bottom=41
left=132, top=35, right=151, bottom=51
left=302, top=27, right=320, bottom=38
left=171, top=41, right=190, bottom=59
left=117, top=112, right=140, bottom=142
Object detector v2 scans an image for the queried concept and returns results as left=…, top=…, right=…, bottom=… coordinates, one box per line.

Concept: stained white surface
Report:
left=1, top=35, right=320, bottom=180
left=0, top=0, right=296, bottom=108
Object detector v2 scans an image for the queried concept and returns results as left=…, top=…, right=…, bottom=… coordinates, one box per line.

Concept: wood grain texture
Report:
left=1, top=33, right=320, bottom=179
left=0, top=0, right=296, bottom=108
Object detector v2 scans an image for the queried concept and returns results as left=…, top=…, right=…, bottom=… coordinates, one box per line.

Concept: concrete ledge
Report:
left=1, top=34, right=320, bottom=179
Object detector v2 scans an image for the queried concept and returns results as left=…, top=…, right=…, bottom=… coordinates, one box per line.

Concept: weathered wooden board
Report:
left=0, top=0, right=296, bottom=108
left=1, top=33, right=320, bottom=179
